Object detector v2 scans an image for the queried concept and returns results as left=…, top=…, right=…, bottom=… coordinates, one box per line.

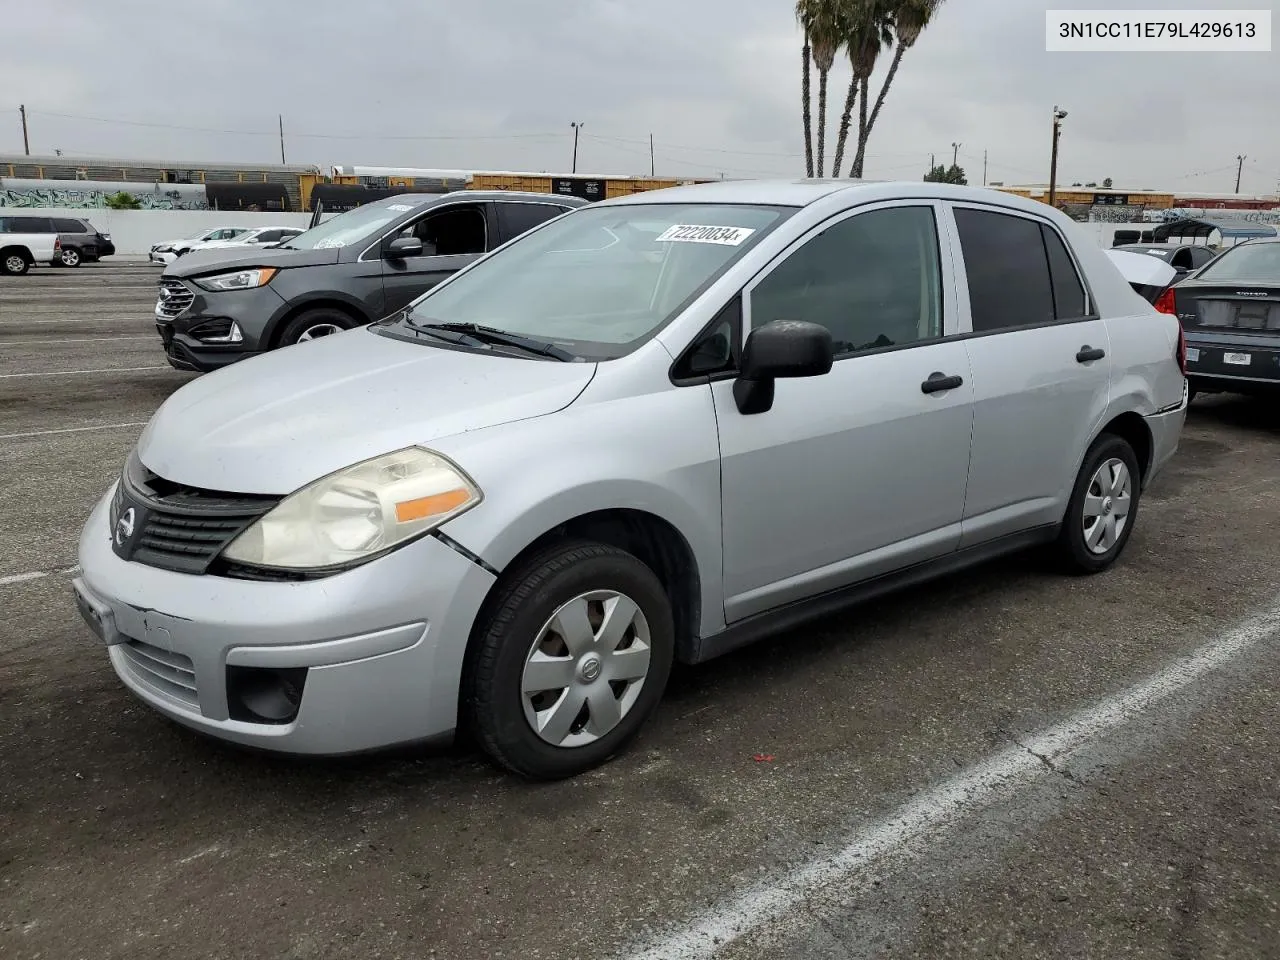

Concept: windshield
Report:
left=285, top=198, right=426, bottom=251
left=401, top=202, right=788, bottom=359
left=1195, top=242, right=1280, bottom=282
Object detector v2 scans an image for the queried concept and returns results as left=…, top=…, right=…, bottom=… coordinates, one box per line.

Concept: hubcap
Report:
left=1082, top=457, right=1132, bottom=555
left=521, top=590, right=651, bottom=748
left=5, top=255, right=24, bottom=272
left=297, top=323, right=341, bottom=342
left=62, top=250, right=79, bottom=265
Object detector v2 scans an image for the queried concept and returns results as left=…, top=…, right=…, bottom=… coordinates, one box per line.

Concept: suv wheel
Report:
left=278, top=308, right=355, bottom=347
left=2, top=252, right=31, bottom=275
left=59, top=246, right=82, bottom=268
left=465, top=541, right=675, bottom=780
left=1056, top=432, right=1142, bottom=574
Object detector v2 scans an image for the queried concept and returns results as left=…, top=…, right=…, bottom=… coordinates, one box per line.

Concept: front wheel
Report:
left=465, top=541, right=675, bottom=780
left=2, top=252, right=31, bottom=276
left=1055, top=433, right=1142, bottom=574
left=277, top=308, right=354, bottom=347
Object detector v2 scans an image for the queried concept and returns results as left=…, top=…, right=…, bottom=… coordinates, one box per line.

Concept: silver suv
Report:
left=73, top=180, right=1188, bottom=779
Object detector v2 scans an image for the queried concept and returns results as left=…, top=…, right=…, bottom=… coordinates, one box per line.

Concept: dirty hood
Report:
left=137, top=326, right=597, bottom=494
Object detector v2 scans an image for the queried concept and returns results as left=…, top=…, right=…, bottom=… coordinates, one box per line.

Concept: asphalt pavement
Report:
left=1, top=262, right=1277, bottom=960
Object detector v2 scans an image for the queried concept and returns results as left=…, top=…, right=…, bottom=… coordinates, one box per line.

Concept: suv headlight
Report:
left=193, top=267, right=278, bottom=292
left=221, top=447, right=481, bottom=571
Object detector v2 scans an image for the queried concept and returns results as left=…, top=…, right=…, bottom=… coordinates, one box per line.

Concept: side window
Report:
left=496, top=202, right=565, bottom=241
left=954, top=208, right=1054, bottom=333
left=749, top=205, right=942, bottom=355
left=1189, top=247, right=1217, bottom=269
left=54, top=218, right=87, bottom=233
left=1040, top=224, right=1089, bottom=319
left=1169, top=247, right=1194, bottom=271
left=255, top=230, right=281, bottom=243
left=403, top=206, right=488, bottom=256
left=673, top=297, right=740, bottom=380
left=9, top=216, right=54, bottom=232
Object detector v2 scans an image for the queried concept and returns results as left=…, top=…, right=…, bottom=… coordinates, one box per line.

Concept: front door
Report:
left=380, top=202, right=493, bottom=316
left=713, top=202, right=975, bottom=623
left=947, top=204, right=1112, bottom=546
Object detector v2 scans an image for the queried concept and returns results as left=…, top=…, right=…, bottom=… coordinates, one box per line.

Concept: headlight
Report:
left=193, top=267, right=278, bottom=292
left=221, top=447, right=481, bottom=571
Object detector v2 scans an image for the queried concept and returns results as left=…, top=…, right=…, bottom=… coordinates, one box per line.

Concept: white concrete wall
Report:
left=31, top=208, right=315, bottom=256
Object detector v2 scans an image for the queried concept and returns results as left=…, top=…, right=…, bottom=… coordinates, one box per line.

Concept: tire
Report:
left=2, top=251, right=31, bottom=276
left=277, top=308, right=356, bottom=347
left=465, top=541, right=676, bottom=780
left=59, top=246, right=82, bottom=268
left=1055, top=432, right=1142, bottom=574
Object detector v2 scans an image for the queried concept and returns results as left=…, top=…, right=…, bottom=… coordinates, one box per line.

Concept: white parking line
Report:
left=0, top=565, right=79, bottom=588
left=0, top=366, right=170, bottom=379
left=0, top=421, right=147, bottom=440
left=624, top=598, right=1280, bottom=960
left=4, top=336, right=154, bottom=345
left=0, top=317, right=152, bottom=325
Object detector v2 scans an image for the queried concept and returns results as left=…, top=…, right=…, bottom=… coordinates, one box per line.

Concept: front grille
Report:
left=156, top=278, right=195, bottom=319
left=119, top=639, right=199, bottom=709
left=113, top=452, right=281, bottom=575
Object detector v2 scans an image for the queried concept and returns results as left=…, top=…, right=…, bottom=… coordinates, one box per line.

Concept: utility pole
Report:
left=930, top=153, right=935, bottom=171
left=951, top=142, right=961, bottom=167
left=279, top=114, right=286, bottom=165
left=983, top=149, right=988, bottom=186
left=570, top=122, right=584, bottom=174
left=19, top=104, right=30, bottom=155
left=1048, top=106, right=1068, bottom=207
left=1235, top=154, right=1246, bottom=194
left=649, top=133, right=655, bottom=177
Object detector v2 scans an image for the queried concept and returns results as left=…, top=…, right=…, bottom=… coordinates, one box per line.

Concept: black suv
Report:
left=0, top=214, right=115, bottom=267
left=154, top=191, right=587, bottom=372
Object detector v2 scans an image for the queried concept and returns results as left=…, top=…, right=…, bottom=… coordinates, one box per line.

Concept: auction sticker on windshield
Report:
left=655, top=224, right=757, bottom=245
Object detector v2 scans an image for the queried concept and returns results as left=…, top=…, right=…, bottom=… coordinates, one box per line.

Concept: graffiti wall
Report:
left=0, top=179, right=208, bottom=210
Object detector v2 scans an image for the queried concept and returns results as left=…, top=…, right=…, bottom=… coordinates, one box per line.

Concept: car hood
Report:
left=136, top=327, right=598, bottom=494
left=163, top=245, right=341, bottom=276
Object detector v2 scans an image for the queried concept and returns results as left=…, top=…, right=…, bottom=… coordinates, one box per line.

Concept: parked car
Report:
left=1106, top=248, right=1179, bottom=304
left=1113, top=241, right=1219, bottom=282
left=151, top=191, right=587, bottom=371
left=150, top=227, right=251, bottom=265
left=0, top=214, right=113, bottom=267
left=1156, top=236, right=1280, bottom=400
left=182, top=225, right=306, bottom=256
left=0, top=228, right=60, bottom=275
left=74, top=180, right=1187, bottom=779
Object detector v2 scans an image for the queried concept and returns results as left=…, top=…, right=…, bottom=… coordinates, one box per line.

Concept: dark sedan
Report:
left=1113, top=241, right=1219, bottom=281
left=1154, top=237, right=1280, bottom=399
left=153, top=191, right=587, bottom=372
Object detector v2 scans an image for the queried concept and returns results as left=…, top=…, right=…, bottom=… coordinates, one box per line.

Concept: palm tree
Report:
left=833, top=0, right=894, bottom=177
left=849, top=0, right=943, bottom=177
left=797, top=0, right=845, bottom=177
left=796, top=2, right=815, bottom=177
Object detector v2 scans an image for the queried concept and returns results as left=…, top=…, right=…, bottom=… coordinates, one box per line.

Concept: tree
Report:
left=849, top=0, right=944, bottom=177
left=796, top=3, right=815, bottom=177
left=796, top=0, right=846, bottom=176
left=833, top=0, right=895, bottom=176
left=1102, top=177, right=1113, bottom=189
left=104, top=191, right=140, bottom=210
left=922, top=163, right=966, bottom=184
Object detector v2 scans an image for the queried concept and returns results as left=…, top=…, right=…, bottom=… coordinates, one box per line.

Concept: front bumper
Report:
left=154, top=281, right=285, bottom=372
left=74, top=487, right=496, bottom=755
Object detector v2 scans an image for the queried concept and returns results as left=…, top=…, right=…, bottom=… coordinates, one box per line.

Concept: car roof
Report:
left=389, top=190, right=589, bottom=206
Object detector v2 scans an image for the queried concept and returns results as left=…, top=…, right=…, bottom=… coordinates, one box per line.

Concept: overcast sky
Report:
left=2, top=0, right=1277, bottom=194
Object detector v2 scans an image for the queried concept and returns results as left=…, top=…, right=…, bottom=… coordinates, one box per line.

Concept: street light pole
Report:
left=1235, top=154, right=1246, bottom=194
left=1048, top=106, right=1067, bottom=207
left=570, top=122, right=584, bottom=174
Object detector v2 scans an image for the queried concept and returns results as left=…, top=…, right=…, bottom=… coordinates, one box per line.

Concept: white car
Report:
left=188, top=226, right=304, bottom=254
left=150, top=227, right=250, bottom=265
left=1, top=230, right=60, bottom=275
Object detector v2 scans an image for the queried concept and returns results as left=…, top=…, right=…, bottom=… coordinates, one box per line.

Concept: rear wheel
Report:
left=1055, top=433, right=1142, bottom=574
left=59, top=246, right=82, bottom=267
left=277, top=308, right=355, bottom=347
left=2, top=252, right=31, bottom=275
left=465, top=541, right=675, bottom=780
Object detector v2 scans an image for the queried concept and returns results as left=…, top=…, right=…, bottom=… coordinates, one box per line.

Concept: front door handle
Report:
left=1076, top=346, right=1106, bottom=363
left=921, top=372, right=964, bottom=394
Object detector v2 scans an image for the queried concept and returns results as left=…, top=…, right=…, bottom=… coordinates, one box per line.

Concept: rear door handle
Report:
left=1076, top=346, right=1106, bottom=363
left=921, top=372, right=964, bottom=394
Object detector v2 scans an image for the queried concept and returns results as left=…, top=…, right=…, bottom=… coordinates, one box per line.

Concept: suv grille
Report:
left=112, top=453, right=281, bottom=575
left=156, top=279, right=195, bottom=319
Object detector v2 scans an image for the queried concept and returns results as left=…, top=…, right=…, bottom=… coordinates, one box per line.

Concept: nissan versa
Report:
left=75, top=180, right=1188, bottom=780
left=153, top=191, right=586, bottom=371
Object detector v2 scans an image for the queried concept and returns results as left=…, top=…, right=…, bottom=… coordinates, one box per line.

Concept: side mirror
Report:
left=733, top=319, right=834, bottom=415
left=385, top=236, right=424, bottom=259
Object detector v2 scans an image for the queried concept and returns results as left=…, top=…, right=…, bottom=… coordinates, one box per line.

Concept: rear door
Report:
left=378, top=201, right=495, bottom=315
left=494, top=200, right=574, bottom=244
left=948, top=204, right=1111, bottom=547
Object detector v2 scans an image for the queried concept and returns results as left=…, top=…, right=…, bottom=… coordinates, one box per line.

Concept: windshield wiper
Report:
left=406, top=318, right=576, bottom=361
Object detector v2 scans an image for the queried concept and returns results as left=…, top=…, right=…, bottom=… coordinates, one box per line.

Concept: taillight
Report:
left=1153, top=286, right=1177, bottom=315
left=1175, top=322, right=1186, bottom=375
